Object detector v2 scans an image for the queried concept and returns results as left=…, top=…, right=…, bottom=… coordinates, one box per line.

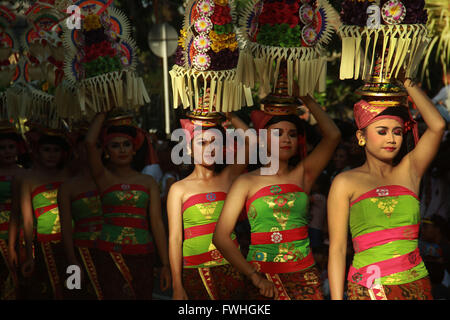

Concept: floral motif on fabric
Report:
left=197, top=202, right=219, bottom=220
left=262, top=193, right=298, bottom=229
left=273, top=243, right=304, bottom=263
left=247, top=205, right=257, bottom=220
left=370, top=197, right=399, bottom=218
left=115, top=227, right=139, bottom=245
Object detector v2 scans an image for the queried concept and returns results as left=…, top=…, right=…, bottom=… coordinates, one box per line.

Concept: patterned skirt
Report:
left=21, top=241, right=67, bottom=300
left=245, top=266, right=324, bottom=300
left=0, top=239, right=18, bottom=300
left=95, top=250, right=154, bottom=300
left=63, top=247, right=103, bottom=300
left=347, top=277, right=433, bottom=300
left=182, top=264, right=246, bottom=300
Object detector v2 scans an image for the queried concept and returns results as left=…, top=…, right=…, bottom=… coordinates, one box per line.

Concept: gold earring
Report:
left=358, top=138, right=366, bottom=147
left=104, top=153, right=110, bottom=159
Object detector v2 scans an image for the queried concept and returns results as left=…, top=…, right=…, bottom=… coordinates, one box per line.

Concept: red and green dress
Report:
left=182, top=192, right=245, bottom=300
left=347, top=185, right=432, bottom=300
left=70, top=190, right=104, bottom=299
left=28, top=181, right=66, bottom=300
left=0, top=175, right=17, bottom=299
left=95, top=184, right=154, bottom=299
left=245, top=184, right=323, bottom=300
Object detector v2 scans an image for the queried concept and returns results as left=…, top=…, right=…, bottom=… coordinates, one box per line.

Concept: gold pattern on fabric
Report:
left=262, top=193, right=298, bottom=230
left=79, top=247, right=104, bottom=300
left=383, top=269, right=421, bottom=285
left=0, top=203, right=11, bottom=222
left=247, top=205, right=257, bottom=220
left=370, top=197, right=399, bottom=218
left=198, top=267, right=217, bottom=300
left=51, top=210, right=61, bottom=235
left=273, top=243, right=304, bottom=263
left=196, top=202, right=219, bottom=221
left=41, top=190, right=58, bottom=204
left=109, top=252, right=136, bottom=298
left=116, top=227, right=139, bottom=245
left=81, top=197, right=101, bottom=215
left=114, top=191, right=143, bottom=206
left=303, top=270, right=320, bottom=286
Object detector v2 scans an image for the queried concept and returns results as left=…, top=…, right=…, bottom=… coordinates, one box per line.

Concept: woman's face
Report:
left=266, top=121, right=298, bottom=161
left=191, top=130, right=223, bottom=167
left=0, top=138, right=18, bottom=166
left=105, top=136, right=134, bottom=166
left=38, top=143, right=64, bottom=168
left=361, top=118, right=404, bottom=162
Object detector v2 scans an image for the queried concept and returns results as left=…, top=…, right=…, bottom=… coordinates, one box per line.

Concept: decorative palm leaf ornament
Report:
left=339, top=0, right=430, bottom=97
left=0, top=5, right=20, bottom=122
left=16, top=0, right=67, bottom=130
left=419, top=0, right=450, bottom=86
left=170, top=0, right=253, bottom=114
left=59, top=0, right=149, bottom=118
left=238, top=0, right=338, bottom=97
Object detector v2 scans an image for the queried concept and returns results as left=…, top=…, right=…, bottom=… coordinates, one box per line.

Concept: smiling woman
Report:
left=327, top=78, right=446, bottom=300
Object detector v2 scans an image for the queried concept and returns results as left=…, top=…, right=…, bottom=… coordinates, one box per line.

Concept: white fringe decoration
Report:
left=339, top=24, right=430, bottom=81
left=170, top=65, right=253, bottom=112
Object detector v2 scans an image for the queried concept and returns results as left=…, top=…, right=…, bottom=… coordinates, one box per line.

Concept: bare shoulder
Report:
left=137, top=172, right=159, bottom=192
left=330, top=168, right=360, bottom=196
left=233, top=170, right=257, bottom=186
left=167, top=179, right=186, bottom=198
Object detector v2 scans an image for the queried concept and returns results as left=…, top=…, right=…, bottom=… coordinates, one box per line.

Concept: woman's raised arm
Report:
left=403, top=79, right=446, bottom=180
left=296, top=94, right=341, bottom=192
left=85, top=113, right=107, bottom=187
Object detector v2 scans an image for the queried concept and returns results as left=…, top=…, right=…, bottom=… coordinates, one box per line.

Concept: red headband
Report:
left=354, top=100, right=419, bottom=144
left=101, top=127, right=158, bottom=165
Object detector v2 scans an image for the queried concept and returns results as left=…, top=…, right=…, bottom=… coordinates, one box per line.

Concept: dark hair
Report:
left=264, top=115, right=306, bottom=167
left=38, top=134, right=70, bottom=150
left=105, top=125, right=137, bottom=138
left=104, top=125, right=151, bottom=172
left=264, top=115, right=304, bottom=132
left=190, top=125, right=226, bottom=173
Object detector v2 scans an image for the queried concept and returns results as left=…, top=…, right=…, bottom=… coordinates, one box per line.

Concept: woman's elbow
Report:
left=212, top=230, right=224, bottom=249
left=434, top=117, right=447, bottom=134
left=329, top=128, right=342, bottom=143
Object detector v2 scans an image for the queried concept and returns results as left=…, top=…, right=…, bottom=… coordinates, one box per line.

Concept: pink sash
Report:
left=352, top=224, right=419, bottom=253
left=348, top=248, right=422, bottom=288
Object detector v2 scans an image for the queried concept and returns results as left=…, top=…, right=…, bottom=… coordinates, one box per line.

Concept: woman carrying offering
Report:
left=213, top=92, right=341, bottom=300
left=327, top=78, right=446, bottom=300
left=167, top=110, right=251, bottom=300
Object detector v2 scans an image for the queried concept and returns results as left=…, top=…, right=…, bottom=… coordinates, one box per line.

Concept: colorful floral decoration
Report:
left=0, top=5, right=20, bottom=123
left=15, top=1, right=69, bottom=130
left=170, top=0, right=253, bottom=113
left=60, top=0, right=150, bottom=118
left=381, top=0, right=406, bottom=25
left=239, top=0, right=337, bottom=97
left=339, top=0, right=430, bottom=96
